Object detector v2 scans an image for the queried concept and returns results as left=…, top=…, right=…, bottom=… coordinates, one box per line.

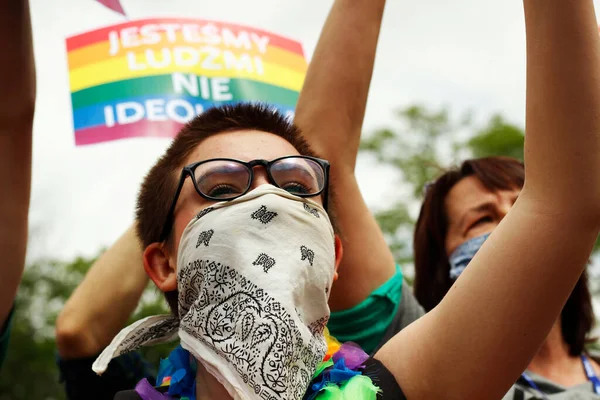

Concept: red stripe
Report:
left=66, top=18, right=303, bottom=55
left=74, top=119, right=184, bottom=146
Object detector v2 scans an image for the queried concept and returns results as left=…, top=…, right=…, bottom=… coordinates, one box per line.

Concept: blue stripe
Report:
left=72, top=95, right=294, bottom=130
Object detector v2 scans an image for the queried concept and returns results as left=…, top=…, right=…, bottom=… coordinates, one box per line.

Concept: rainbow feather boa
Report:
left=134, top=328, right=380, bottom=400
left=304, top=328, right=380, bottom=399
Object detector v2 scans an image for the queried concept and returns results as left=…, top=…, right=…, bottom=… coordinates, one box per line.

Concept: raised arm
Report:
left=376, top=1, right=600, bottom=398
left=56, top=225, right=148, bottom=358
left=294, top=0, right=393, bottom=310
left=0, top=0, right=36, bottom=325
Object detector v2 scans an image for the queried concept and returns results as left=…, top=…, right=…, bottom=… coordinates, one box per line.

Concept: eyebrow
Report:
left=457, top=202, right=496, bottom=232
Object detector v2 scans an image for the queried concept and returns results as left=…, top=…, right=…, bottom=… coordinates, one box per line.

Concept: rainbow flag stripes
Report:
left=66, top=18, right=307, bottom=145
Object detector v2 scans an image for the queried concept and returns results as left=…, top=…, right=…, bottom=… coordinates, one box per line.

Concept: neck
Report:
left=529, top=320, right=572, bottom=368
left=526, top=319, right=586, bottom=385
left=195, top=360, right=233, bottom=400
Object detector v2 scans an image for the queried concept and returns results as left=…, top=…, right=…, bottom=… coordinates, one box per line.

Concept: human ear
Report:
left=333, top=235, right=343, bottom=281
left=143, top=242, right=177, bottom=292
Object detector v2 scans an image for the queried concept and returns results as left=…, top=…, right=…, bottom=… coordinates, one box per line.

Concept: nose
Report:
left=248, top=166, right=271, bottom=190
left=497, top=196, right=513, bottom=220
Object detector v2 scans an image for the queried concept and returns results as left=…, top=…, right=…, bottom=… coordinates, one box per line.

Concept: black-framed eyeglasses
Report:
left=159, top=155, right=330, bottom=241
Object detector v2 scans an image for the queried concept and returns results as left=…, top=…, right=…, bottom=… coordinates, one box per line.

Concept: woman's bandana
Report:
left=93, top=185, right=337, bottom=400
left=448, top=232, right=491, bottom=280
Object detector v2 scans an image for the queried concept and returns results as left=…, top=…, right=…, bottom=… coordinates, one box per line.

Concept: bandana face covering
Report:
left=93, top=185, right=336, bottom=400
left=448, top=232, right=491, bottom=280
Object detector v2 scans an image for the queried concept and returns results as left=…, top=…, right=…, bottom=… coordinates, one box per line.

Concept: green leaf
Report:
left=359, top=104, right=532, bottom=271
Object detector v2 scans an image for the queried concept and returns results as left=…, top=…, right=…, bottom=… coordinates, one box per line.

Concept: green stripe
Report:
left=71, top=75, right=299, bottom=109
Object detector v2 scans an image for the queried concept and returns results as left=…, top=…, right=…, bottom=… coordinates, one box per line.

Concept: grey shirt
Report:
left=503, top=374, right=599, bottom=399
left=373, top=281, right=426, bottom=354
left=503, top=355, right=600, bottom=400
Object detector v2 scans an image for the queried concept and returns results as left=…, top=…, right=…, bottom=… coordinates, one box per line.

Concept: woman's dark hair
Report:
left=413, top=156, right=595, bottom=355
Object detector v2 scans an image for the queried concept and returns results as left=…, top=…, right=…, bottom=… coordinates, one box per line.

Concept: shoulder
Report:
left=116, top=359, right=407, bottom=400
left=501, top=383, right=531, bottom=400
left=587, top=350, right=600, bottom=368
left=364, top=357, right=407, bottom=400
left=57, top=350, right=155, bottom=400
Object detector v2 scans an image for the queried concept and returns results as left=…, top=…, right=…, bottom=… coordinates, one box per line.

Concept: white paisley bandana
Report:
left=93, top=185, right=336, bottom=400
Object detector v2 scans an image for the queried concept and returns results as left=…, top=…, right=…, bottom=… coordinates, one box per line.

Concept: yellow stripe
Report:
left=69, top=55, right=305, bottom=92
left=67, top=38, right=307, bottom=72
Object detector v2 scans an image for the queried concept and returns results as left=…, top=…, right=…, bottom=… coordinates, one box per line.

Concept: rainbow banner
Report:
left=66, top=18, right=307, bottom=146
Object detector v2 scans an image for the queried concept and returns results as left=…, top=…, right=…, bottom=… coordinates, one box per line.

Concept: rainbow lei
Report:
left=135, top=328, right=380, bottom=400
left=305, top=328, right=380, bottom=400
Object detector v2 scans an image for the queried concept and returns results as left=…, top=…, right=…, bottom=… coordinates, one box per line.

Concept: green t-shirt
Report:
left=0, top=306, right=14, bottom=369
left=328, top=266, right=425, bottom=354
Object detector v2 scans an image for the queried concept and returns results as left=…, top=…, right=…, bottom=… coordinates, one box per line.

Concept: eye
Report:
left=280, top=181, right=312, bottom=195
left=471, top=216, right=493, bottom=228
left=205, top=184, right=242, bottom=199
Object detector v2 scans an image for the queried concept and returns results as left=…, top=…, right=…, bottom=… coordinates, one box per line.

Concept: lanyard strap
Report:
left=521, top=355, right=600, bottom=398
left=520, top=372, right=549, bottom=399
left=581, top=354, right=600, bottom=394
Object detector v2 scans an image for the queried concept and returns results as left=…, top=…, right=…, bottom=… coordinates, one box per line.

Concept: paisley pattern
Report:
left=307, top=316, right=329, bottom=337
left=195, top=207, right=215, bottom=220
left=178, top=260, right=327, bottom=400
left=251, top=205, right=278, bottom=224
left=111, top=318, right=180, bottom=360
left=253, top=253, right=277, bottom=273
left=196, top=230, right=214, bottom=248
left=94, top=187, right=336, bottom=398
left=303, top=203, right=320, bottom=219
left=300, top=246, right=315, bottom=267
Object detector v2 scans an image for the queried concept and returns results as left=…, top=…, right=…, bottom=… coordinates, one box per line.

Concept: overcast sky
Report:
left=26, top=0, right=593, bottom=261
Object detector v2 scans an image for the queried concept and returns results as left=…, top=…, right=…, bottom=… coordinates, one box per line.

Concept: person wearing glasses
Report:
left=413, top=156, right=600, bottom=399
left=95, top=0, right=600, bottom=398
left=0, top=0, right=36, bottom=370
left=57, top=0, right=427, bottom=397
left=97, top=103, right=410, bottom=400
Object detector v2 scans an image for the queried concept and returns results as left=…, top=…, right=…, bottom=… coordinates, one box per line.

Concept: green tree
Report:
left=360, top=105, right=526, bottom=273
left=361, top=104, right=600, bottom=274
left=468, top=115, right=525, bottom=160
left=0, top=254, right=170, bottom=400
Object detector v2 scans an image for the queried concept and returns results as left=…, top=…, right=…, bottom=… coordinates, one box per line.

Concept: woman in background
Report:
left=414, top=156, right=600, bottom=399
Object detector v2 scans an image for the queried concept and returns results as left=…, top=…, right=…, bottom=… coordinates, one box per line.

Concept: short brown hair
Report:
left=413, top=156, right=595, bottom=355
left=136, top=103, right=319, bottom=315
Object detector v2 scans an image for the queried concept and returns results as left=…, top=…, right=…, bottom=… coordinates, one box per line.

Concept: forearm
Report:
left=327, top=174, right=396, bottom=310
left=0, top=0, right=35, bottom=324
left=522, top=0, right=600, bottom=214
left=295, top=0, right=386, bottom=170
left=56, top=225, right=148, bottom=358
left=295, top=0, right=394, bottom=311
